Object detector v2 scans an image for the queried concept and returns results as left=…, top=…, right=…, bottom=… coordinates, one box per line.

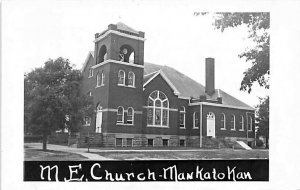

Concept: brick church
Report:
left=78, top=22, right=255, bottom=148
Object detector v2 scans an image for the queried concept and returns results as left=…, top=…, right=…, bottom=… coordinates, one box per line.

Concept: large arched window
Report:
left=230, top=114, right=236, bottom=130
left=220, top=113, right=226, bottom=130
left=98, top=45, right=107, bottom=64
left=128, top=71, right=135, bottom=87
left=239, top=115, right=244, bottom=131
left=147, top=90, right=169, bottom=127
left=248, top=116, right=253, bottom=131
left=127, top=107, right=134, bottom=125
left=193, top=112, right=200, bottom=129
left=118, top=70, right=125, bottom=85
left=179, top=106, right=186, bottom=128
left=117, top=106, right=124, bottom=124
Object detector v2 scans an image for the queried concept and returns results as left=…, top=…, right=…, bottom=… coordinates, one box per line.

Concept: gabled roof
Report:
left=116, top=22, right=139, bottom=34
left=81, top=51, right=94, bottom=72
left=143, top=69, right=180, bottom=95
left=144, top=62, right=205, bottom=98
left=143, top=62, right=253, bottom=110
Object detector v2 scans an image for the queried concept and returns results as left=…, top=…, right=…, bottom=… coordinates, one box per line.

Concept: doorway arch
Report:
left=96, top=104, right=103, bottom=133
left=207, top=112, right=215, bottom=137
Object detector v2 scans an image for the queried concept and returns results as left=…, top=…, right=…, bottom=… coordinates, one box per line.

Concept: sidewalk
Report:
left=25, top=143, right=111, bottom=160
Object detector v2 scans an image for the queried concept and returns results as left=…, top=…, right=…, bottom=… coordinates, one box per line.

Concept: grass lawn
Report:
left=25, top=148, right=88, bottom=161
left=92, top=149, right=269, bottom=160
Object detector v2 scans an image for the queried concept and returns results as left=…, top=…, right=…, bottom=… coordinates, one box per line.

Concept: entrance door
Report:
left=96, top=105, right=102, bottom=133
left=207, top=112, right=215, bottom=137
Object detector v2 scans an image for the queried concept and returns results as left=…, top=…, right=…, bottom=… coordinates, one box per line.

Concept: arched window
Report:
left=96, top=73, right=101, bottom=87
left=220, top=113, right=226, bottom=130
left=119, top=45, right=134, bottom=63
left=248, top=116, right=253, bottom=131
left=240, top=115, right=244, bottom=131
left=147, top=90, right=169, bottom=127
left=118, top=70, right=125, bottom=85
left=179, top=106, right=185, bottom=128
left=127, top=107, right=134, bottom=125
left=230, top=114, right=236, bottom=130
left=88, top=68, right=93, bottom=77
left=117, top=106, right=124, bottom=124
left=101, top=72, right=105, bottom=86
left=193, top=112, right=200, bottom=129
left=128, top=71, right=135, bottom=87
left=98, top=45, right=107, bottom=64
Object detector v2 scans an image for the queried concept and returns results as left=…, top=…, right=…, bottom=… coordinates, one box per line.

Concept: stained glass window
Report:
left=147, top=90, right=169, bottom=127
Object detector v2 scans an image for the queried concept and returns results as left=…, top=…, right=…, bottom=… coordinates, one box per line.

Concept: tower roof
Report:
left=116, top=22, right=139, bottom=34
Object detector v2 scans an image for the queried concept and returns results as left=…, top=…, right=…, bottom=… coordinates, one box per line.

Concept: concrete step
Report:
left=236, top=141, right=252, bottom=150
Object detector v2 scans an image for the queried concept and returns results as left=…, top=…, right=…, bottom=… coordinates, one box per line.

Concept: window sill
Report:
left=147, top=125, right=169, bottom=128
left=117, top=84, right=136, bottom=88
left=220, top=128, right=226, bottom=130
left=116, top=123, right=134, bottom=126
left=230, top=129, right=236, bottom=131
left=88, top=76, right=93, bottom=78
left=239, top=129, right=244, bottom=131
left=193, top=127, right=199, bottom=129
left=83, top=124, right=91, bottom=127
left=95, top=85, right=104, bottom=88
left=179, top=127, right=186, bottom=129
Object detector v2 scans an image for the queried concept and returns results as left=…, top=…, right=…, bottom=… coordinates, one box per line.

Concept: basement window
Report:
left=116, top=138, right=123, bottom=147
left=148, top=139, right=154, bottom=147
left=163, top=139, right=169, bottom=147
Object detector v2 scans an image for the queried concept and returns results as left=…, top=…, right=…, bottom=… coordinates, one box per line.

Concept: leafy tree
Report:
left=201, top=12, right=270, bottom=93
left=255, top=96, right=269, bottom=148
left=24, top=57, right=94, bottom=150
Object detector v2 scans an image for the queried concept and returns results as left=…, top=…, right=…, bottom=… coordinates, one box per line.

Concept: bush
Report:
left=255, top=139, right=264, bottom=147
left=24, top=135, right=43, bottom=143
left=48, top=133, right=69, bottom=145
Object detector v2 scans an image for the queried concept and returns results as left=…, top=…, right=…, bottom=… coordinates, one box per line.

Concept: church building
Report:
left=78, top=22, right=255, bottom=148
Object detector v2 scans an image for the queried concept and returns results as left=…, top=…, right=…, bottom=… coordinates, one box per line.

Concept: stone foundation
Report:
left=70, top=132, right=255, bottom=148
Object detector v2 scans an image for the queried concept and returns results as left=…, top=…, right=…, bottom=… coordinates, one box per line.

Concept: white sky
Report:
left=2, top=0, right=268, bottom=107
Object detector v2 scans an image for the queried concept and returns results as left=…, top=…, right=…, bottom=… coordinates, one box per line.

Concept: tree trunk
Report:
left=43, top=130, right=48, bottom=151
left=265, top=137, right=269, bottom=149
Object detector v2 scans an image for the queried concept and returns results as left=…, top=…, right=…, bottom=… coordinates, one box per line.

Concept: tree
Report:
left=24, top=57, right=94, bottom=150
left=201, top=12, right=270, bottom=93
left=255, top=96, right=269, bottom=148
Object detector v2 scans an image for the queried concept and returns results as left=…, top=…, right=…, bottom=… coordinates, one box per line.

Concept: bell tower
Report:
left=91, top=22, right=145, bottom=145
left=94, top=22, right=145, bottom=66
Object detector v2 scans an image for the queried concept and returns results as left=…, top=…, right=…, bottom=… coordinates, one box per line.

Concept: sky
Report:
left=2, top=0, right=269, bottom=107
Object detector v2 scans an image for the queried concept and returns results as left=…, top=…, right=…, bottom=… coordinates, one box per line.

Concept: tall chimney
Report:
left=205, top=58, right=215, bottom=96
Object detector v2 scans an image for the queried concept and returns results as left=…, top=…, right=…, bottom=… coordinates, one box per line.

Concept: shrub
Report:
left=255, top=139, right=264, bottom=147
